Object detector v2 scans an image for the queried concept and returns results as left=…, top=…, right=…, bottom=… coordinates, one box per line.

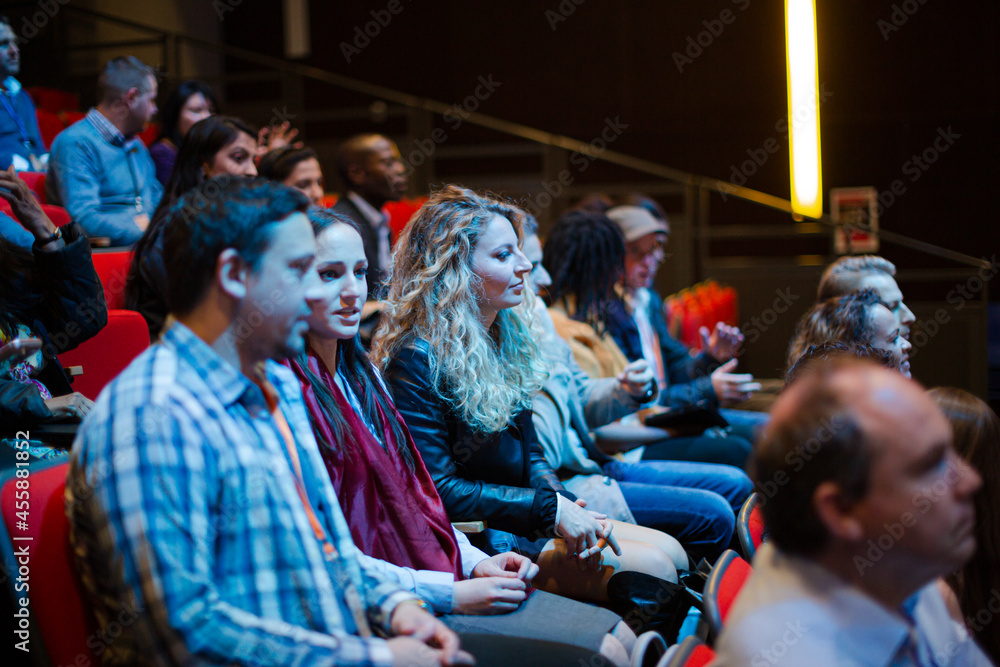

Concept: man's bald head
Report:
left=334, top=133, right=407, bottom=208
left=755, top=360, right=956, bottom=558
left=335, top=134, right=383, bottom=184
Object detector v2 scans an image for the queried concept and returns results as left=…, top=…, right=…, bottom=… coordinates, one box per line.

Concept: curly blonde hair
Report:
left=372, top=184, right=547, bottom=433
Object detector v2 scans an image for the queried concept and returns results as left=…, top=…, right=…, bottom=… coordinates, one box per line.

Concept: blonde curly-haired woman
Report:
left=373, top=185, right=681, bottom=606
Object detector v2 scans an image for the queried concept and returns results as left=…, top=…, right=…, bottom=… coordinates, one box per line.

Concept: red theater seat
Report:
left=90, top=250, right=133, bottom=310
left=703, top=549, right=754, bottom=638
left=0, top=200, right=70, bottom=229
left=17, top=171, right=46, bottom=205
left=58, top=309, right=150, bottom=401
left=663, top=636, right=716, bottom=667
left=1, top=461, right=100, bottom=667
left=736, top=493, right=766, bottom=560
left=34, top=108, right=65, bottom=149
left=27, top=86, right=80, bottom=114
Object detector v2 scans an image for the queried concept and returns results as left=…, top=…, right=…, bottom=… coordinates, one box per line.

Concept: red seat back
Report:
left=17, top=171, right=47, bottom=205
left=1, top=461, right=99, bottom=665
left=665, top=636, right=716, bottom=667
left=736, top=492, right=766, bottom=560
left=137, top=122, right=160, bottom=147
left=35, top=108, right=66, bottom=149
left=0, top=200, right=70, bottom=230
left=90, top=250, right=133, bottom=310
left=27, top=86, right=80, bottom=114
left=42, top=204, right=70, bottom=228
left=58, top=309, right=150, bottom=400
left=385, top=197, right=428, bottom=237
left=703, top=549, right=754, bottom=637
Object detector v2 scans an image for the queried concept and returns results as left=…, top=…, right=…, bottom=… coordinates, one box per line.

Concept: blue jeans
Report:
left=602, top=459, right=753, bottom=563
left=719, top=408, right=770, bottom=443
left=640, top=431, right=752, bottom=469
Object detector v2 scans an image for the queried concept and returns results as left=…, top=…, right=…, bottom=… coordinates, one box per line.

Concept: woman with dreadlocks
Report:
left=540, top=209, right=753, bottom=561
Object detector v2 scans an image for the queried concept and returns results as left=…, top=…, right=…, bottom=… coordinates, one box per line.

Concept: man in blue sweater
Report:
left=47, top=56, right=162, bottom=246
left=0, top=18, right=48, bottom=171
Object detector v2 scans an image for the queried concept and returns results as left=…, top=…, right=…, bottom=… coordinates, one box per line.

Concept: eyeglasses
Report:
left=627, top=239, right=668, bottom=260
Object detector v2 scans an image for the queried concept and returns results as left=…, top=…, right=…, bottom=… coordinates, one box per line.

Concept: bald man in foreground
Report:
left=712, top=360, right=991, bottom=665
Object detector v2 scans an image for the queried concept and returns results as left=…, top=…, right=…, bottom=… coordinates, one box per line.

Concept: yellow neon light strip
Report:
left=786, top=0, right=822, bottom=219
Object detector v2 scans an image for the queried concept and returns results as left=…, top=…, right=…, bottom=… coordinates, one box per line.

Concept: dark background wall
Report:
left=218, top=1, right=999, bottom=396
left=10, top=0, right=996, bottom=395
left=223, top=1, right=998, bottom=273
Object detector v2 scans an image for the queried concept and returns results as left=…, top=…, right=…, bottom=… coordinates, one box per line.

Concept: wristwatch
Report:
left=32, top=227, right=62, bottom=250
left=631, top=383, right=657, bottom=404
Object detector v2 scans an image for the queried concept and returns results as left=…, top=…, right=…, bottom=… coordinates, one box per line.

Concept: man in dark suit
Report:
left=333, top=134, right=408, bottom=298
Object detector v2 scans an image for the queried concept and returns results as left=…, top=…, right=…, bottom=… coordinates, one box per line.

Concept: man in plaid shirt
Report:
left=67, top=178, right=470, bottom=666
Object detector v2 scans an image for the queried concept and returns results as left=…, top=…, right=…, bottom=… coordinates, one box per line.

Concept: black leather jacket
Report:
left=385, top=340, right=572, bottom=537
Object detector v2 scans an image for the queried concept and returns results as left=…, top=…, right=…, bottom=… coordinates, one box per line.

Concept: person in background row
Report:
left=289, top=207, right=636, bottom=666
left=149, top=79, right=218, bottom=186
left=542, top=209, right=755, bottom=470
left=602, top=205, right=769, bottom=445
left=259, top=145, right=326, bottom=204
left=929, top=387, right=1000, bottom=664
left=69, top=177, right=473, bottom=667
left=333, top=133, right=408, bottom=298
left=0, top=17, right=47, bottom=172
left=712, top=360, right=989, bottom=665
left=786, top=288, right=912, bottom=379
left=818, top=254, right=916, bottom=338
left=524, top=218, right=752, bottom=564
left=125, top=115, right=259, bottom=338
left=0, top=166, right=105, bottom=431
left=47, top=56, right=163, bottom=246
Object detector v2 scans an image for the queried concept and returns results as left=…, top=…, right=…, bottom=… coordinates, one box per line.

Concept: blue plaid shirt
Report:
left=67, top=323, right=414, bottom=666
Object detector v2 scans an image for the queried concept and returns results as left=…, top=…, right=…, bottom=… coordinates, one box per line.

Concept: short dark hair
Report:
left=753, top=360, right=876, bottom=557
left=542, top=209, right=625, bottom=333
left=98, top=56, right=157, bottom=105
left=163, top=177, right=310, bottom=316
left=259, top=145, right=320, bottom=183
left=818, top=255, right=896, bottom=301
left=157, top=80, right=219, bottom=146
